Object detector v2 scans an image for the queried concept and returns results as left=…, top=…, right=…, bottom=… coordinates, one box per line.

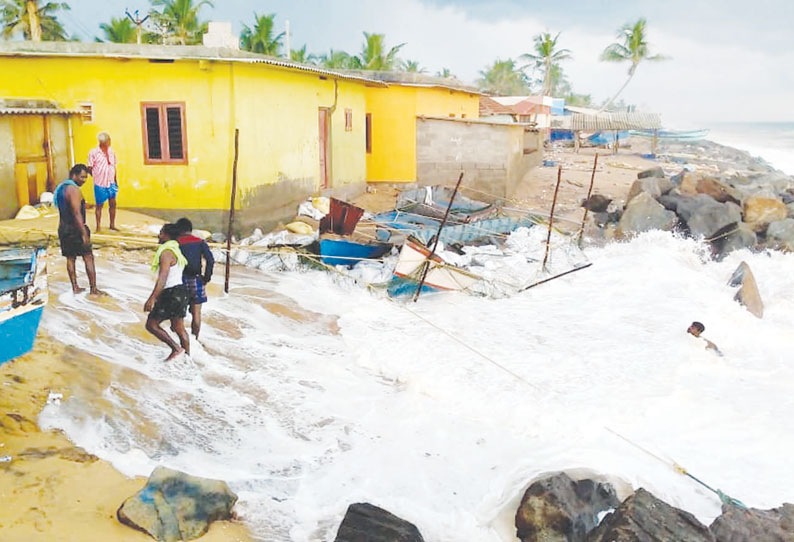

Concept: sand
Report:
left=0, top=146, right=652, bottom=540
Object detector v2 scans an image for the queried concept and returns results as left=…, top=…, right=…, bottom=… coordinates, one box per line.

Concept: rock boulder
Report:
left=582, top=194, right=612, bottom=213
left=117, top=467, right=238, bottom=542
left=637, top=167, right=665, bottom=179
left=712, top=223, right=757, bottom=260
left=617, top=193, right=677, bottom=238
left=766, top=219, right=794, bottom=252
left=587, top=488, right=714, bottom=542
left=515, top=473, right=620, bottom=542
left=728, top=262, right=764, bottom=318
left=626, top=178, right=674, bottom=204
left=743, top=196, right=787, bottom=233
left=710, top=503, right=794, bottom=541
left=695, top=177, right=741, bottom=204
left=675, top=195, right=742, bottom=239
left=335, top=503, right=425, bottom=542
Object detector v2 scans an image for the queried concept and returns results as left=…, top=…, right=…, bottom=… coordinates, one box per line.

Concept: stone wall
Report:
left=416, top=117, right=543, bottom=201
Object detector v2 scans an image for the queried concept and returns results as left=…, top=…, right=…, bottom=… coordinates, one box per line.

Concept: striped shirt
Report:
left=87, top=146, right=117, bottom=188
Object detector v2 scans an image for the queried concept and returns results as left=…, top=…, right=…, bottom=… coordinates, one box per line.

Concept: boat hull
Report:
left=0, top=306, right=44, bottom=365
left=319, top=238, right=392, bottom=267
left=391, top=237, right=480, bottom=294
left=0, top=248, right=48, bottom=366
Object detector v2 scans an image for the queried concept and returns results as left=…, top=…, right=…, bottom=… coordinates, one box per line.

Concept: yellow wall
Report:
left=0, top=55, right=367, bottom=213
left=365, top=85, right=480, bottom=183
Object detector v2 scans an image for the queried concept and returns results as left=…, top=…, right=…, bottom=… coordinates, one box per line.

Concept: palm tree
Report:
left=520, top=31, right=571, bottom=96
left=476, top=59, right=531, bottom=96
left=353, top=32, right=404, bottom=71
left=599, top=18, right=666, bottom=112
left=149, top=0, right=212, bottom=45
left=239, top=12, right=283, bottom=56
left=99, top=16, right=136, bottom=43
left=435, top=67, right=455, bottom=79
left=1, top=0, right=69, bottom=41
left=401, top=59, right=425, bottom=73
left=289, top=44, right=313, bottom=64
left=317, top=49, right=354, bottom=69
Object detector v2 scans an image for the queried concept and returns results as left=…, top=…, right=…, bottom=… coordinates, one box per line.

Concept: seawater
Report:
left=37, top=233, right=794, bottom=541
left=705, top=121, right=794, bottom=175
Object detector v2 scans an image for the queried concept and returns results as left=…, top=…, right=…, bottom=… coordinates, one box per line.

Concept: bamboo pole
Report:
left=542, top=166, right=562, bottom=271
left=413, top=172, right=464, bottom=302
left=578, top=153, right=599, bottom=247
left=520, top=263, right=592, bottom=292
left=224, top=129, right=240, bottom=294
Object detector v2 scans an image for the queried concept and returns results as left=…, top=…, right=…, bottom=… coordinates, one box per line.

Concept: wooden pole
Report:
left=520, top=263, right=592, bottom=292
left=542, top=166, right=562, bottom=271
left=578, top=153, right=599, bottom=247
left=224, top=128, right=239, bottom=294
left=413, top=172, right=464, bottom=302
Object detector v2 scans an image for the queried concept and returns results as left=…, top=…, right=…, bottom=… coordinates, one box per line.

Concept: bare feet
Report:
left=165, top=348, right=185, bottom=362
left=89, top=288, right=108, bottom=296
left=72, top=286, right=86, bottom=294
left=109, top=226, right=120, bottom=231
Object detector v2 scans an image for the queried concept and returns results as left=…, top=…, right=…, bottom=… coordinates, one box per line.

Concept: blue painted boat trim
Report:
left=0, top=306, right=44, bottom=365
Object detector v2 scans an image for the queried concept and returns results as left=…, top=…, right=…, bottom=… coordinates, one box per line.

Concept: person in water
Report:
left=175, top=218, right=214, bottom=339
left=53, top=164, right=104, bottom=295
left=145, top=223, right=190, bottom=361
left=687, top=321, right=723, bottom=356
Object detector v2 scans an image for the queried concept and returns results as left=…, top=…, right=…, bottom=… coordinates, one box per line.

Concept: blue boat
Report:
left=630, top=129, right=709, bottom=141
left=319, top=238, right=392, bottom=268
left=0, top=248, right=48, bottom=366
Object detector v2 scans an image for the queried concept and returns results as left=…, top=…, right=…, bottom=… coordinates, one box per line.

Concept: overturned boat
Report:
left=388, top=236, right=480, bottom=297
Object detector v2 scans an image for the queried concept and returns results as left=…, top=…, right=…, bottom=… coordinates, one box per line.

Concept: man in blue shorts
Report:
left=175, top=218, right=214, bottom=339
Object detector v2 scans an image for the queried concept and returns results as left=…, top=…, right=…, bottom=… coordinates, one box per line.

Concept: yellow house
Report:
left=361, top=74, right=481, bottom=184
left=0, top=42, right=383, bottom=230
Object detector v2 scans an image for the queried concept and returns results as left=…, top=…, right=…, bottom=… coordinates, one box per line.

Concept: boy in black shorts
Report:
left=175, top=218, right=214, bottom=339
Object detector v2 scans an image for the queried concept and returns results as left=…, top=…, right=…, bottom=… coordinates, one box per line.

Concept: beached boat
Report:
left=630, top=129, right=710, bottom=141
left=373, top=211, right=533, bottom=245
left=319, top=238, right=392, bottom=268
left=389, top=236, right=480, bottom=296
left=396, top=186, right=497, bottom=222
left=0, top=248, right=48, bottom=366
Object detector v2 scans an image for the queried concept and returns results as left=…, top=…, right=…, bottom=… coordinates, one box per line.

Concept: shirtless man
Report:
left=53, top=164, right=103, bottom=295
left=687, top=321, right=723, bottom=356
left=144, top=223, right=190, bottom=361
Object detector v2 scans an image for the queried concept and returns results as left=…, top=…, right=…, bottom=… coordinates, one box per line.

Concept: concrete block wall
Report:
left=416, top=117, right=540, bottom=201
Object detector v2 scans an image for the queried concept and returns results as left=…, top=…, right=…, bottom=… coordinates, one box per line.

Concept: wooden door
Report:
left=11, top=115, right=49, bottom=206
left=318, top=108, right=330, bottom=189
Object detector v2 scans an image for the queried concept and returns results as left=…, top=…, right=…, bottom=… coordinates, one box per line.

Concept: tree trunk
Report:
left=26, top=0, right=41, bottom=41
left=597, top=72, right=634, bottom=113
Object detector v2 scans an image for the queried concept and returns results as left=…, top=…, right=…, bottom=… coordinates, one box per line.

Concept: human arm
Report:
left=201, top=241, right=214, bottom=284
left=144, top=251, right=175, bottom=312
left=65, top=187, right=90, bottom=246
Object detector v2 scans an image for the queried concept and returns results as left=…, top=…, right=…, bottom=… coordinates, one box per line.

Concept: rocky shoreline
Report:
left=584, top=138, right=794, bottom=259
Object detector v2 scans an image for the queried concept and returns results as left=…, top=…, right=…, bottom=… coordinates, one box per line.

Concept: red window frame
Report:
left=344, top=108, right=353, bottom=132
left=141, top=102, right=188, bottom=165
left=365, top=113, right=372, bottom=153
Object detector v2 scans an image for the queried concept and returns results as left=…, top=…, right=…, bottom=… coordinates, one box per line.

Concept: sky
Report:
left=59, top=0, right=794, bottom=125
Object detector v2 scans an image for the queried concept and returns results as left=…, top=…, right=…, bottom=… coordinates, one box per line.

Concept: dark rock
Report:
left=712, top=223, right=757, bottom=260
left=766, top=219, right=794, bottom=251
left=674, top=195, right=742, bottom=239
left=587, top=488, right=714, bottom=542
left=786, top=203, right=794, bottom=218
left=710, top=503, right=794, bottom=541
left=617, top=193, right=677, bottom=237
left=658, top=190, right=687, bottom=212
left=582, top=194, right=612, bottom=213
left=515, top=472, right=620, bottom=542
left=728, top=262, right=764, bottom=318
left=637, top=167, right=665, bottom=179
left=117, top=467, right=237, bottom=542
left=335, top=503, right=425, bottom=542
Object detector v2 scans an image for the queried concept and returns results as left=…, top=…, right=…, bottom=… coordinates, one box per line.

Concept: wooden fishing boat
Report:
left=390, top=236, right=480, bottom=295
left=319, top=238, right=392, bottom=268
left=630, top=129, right=710, bottom=141
left=0, top=248, right=48, bottom=366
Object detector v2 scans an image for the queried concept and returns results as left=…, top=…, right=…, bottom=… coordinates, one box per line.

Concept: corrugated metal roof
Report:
left=0, top=107, right=81, bottom=115
left=0, top=42, right=387, bottom=87
left=570, top=112, right=662, bottom=131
